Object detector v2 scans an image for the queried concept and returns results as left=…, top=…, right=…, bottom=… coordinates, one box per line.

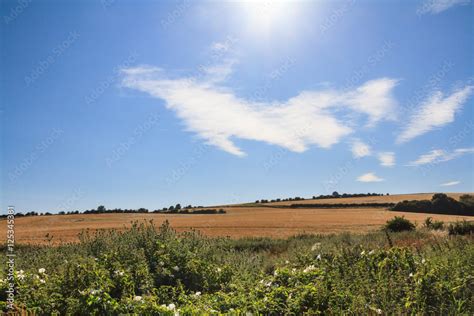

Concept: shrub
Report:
left=423, top=217, right=444, bottom=230
left=448, top=220, right=474, bottom=235
left=384, top=216, right=416, bottom=232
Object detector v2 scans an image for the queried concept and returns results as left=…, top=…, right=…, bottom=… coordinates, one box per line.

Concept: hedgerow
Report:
left=1, top=221, right=473, bottom=314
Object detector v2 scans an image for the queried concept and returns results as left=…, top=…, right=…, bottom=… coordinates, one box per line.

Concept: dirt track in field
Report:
left=1, top=193, right=472, bottom=244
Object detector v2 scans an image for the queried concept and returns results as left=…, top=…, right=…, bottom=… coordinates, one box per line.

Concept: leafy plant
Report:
left=384, top=216, right=416, bottom=232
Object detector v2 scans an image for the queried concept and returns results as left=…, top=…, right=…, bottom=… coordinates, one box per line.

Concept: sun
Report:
left=237, top=0, right=302, bottom=38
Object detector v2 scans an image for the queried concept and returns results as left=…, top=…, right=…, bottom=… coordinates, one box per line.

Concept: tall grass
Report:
left=1, top=220, right=472, bottom=314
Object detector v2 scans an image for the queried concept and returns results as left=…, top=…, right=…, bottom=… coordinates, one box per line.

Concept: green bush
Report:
left=384, top=216, right=416, bottom=232
left=448, top=220, right=474, bottom=235
left=423, top=217, right=444, bottom=230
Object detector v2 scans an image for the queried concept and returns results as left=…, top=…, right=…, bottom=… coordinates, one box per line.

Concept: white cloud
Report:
left=351, top=139, right=371, bottom=158
left=397, top=85, right=474, bottom=143
left=441, top=180, right=461, bottom=186
left=418, top=0, right=470, bottom=15
left=357, top=172, right=384, bottom=182
left=121, top=63, right=399, bottom=156
left=407, top=147, right=474, bottom=166
left=378, top=152, right=395, bottom=167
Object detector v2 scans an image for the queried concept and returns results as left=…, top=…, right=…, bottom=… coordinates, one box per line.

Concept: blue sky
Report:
left=1, top=0, right=473, bottom=213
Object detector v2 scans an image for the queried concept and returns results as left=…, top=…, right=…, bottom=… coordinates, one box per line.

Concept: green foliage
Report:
left=392, top=194, right=474, bottom=216
left=448, top=220, right=474, bottom=235
left=384, top=216, right=416, bottom=232
left=424, top=217, right=444, bottom=230
left=1, top=221, right=473, bottom=314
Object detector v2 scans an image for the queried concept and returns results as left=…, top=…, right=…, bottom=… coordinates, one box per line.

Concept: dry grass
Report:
left=1, top=193, right=472, bottom=244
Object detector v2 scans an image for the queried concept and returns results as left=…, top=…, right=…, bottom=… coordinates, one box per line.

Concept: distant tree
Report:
left=332, top=191, right=340, bottom=198
left=175, top=204, right=182, bottom=210
left=97, top=205, right=106, bottom=212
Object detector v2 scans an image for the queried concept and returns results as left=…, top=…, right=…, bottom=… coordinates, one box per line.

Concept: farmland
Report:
left=1, top=193, right=474, bottom=314
left=2, top=193, right=472, bottom=244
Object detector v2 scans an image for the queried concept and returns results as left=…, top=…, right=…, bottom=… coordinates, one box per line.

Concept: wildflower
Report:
left=291, top=268, right=297, bottom=273
left=273, top=270, right=278, bottom=276
left=90, top=289, right=99, bottom=295
left=409, top=273, right=414, bottom=277
left=316, top=254, right=322, bottom=260
left=133, top=295, right=143, bottom=302
left=38, top=268, right=46, bottom=274
left=167, top=303, right=176, bottom=310
left=172, top=266, right=180, bottom=272
left=376, top=308, right=382, bottom=314
left=311, top=242, right=321, bottom=251
left=16, top=270, right=25, bottom=281
left=265, top=281, right=272, bottom=287
left=194, top=291, right=201, bottom=297
left=114, top=270, right=124, bottom=276
left=369, top=250, right=375, bottom=255
left=421, top=258, right=426, bottom=264
left=39, top=279, right=46, bottom=284
left=360, top=250, right=366, bottom=256
left=285, top=260, right=289, bottom=264
left=216, top=267, right=222, bottom=272
left=159, top=261, right=165, bottom=266
left=303, top=265, right=316, bottom=273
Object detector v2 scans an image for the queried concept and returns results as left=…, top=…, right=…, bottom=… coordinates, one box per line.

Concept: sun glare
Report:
left=238, top=0, right=302, bottom=38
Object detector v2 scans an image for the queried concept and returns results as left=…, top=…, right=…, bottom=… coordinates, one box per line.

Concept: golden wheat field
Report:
left=1, top=193, right=472, bottom=244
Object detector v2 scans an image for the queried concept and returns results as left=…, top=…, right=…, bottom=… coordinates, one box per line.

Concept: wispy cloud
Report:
left=378, top=152, right=395, bottom=167
left=357, top=172, right=384, bottom=182
left=407, top=147, right=474, bottom=166
left=440, top=180, right=460, bottom=186
left=397, top=85, right=473, bottom=143
left=351, top=139, right=372, bottom=158
left=121, top=57, right=399, bottom=156
left=418, top=0, right=471, bottom=15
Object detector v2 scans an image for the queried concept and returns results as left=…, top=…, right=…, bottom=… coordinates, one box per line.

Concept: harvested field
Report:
left=2, top=193, right=473, bottom=244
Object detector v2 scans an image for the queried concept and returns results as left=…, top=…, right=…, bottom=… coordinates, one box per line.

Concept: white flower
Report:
left=311, top=242, right=321, bottom=251
left=316, top=254, right=322, bottom=260
left=167, top=303, right=176, bottom=310
left=369, top=250, right=375, bottom=255
left=159, top=261, right=165, bottom=266
left=114, top=270, right=124, bottom=276
left=421, top=258, right=426, bottom=264
left=265, top=281, right=272, bottom=287
left=16, top=270, right=25, bottom=281
left=273, top=270, right=278, bottom=276
left=285, top=260, right=289, bottom=264
left=39, top=279, right=46, bottom=284
left=194, top=291, right=201, bottom=296
left=376, top=308, right=382, bottom=314
left=38, top=268, right=46, bottom=274
left=291, top=268, right=297, bottom=273
left=90, top=289, right=98, bottom=295
left=303, top=265, right=316, bottom=273
left=133, top=295, right=143, bottom=302
left=216, top=267, right=222, bottom=272
left=409, top=273, right=413, bottom=277
left=360, top=250, right=366, bottom=256
left=172, top=266, right=180, bottom=272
